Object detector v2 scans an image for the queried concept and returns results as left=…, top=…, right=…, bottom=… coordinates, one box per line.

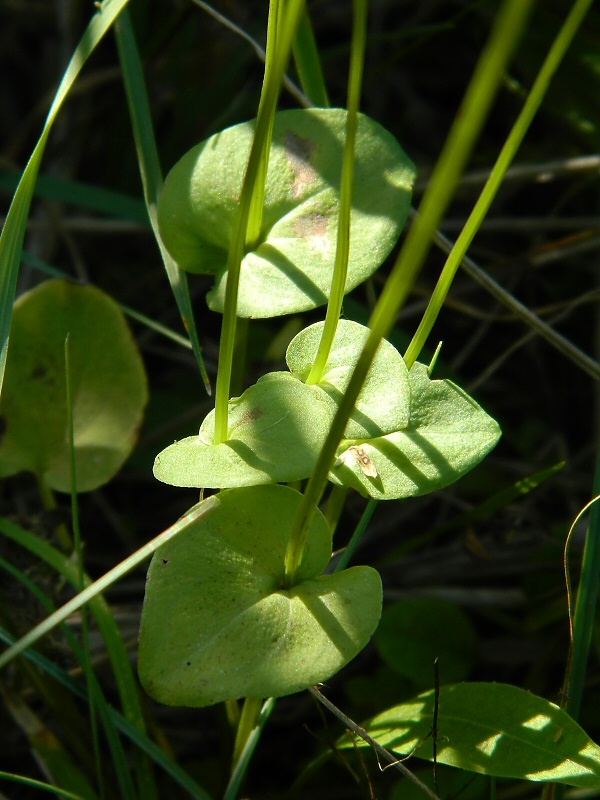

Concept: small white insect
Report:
left=346, top=445, right=378, bottom=479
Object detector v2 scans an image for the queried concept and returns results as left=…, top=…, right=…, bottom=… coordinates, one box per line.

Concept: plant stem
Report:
left=213, top=0, right=305, bottom=444
left=306, top=0, right=366, bottom=386
left=231, top=697, right=263, bottom=771
left=224, top=698, right=276, bottom=800
left=283, top=0, right=534, bottom=585
left=335, top=498, right=378, bottom=573
left=403, top=0, right=594, bottom=369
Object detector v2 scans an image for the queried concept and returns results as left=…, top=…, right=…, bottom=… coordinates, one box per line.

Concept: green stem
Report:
left=566, top=447, right=600, bottom=720
left=224, top=698, right=276, bottom=800
left=335, top=498, right=378, bottom=573
left=306, top=0, right=367, bottom=386
left=284, top=0, right=534, bottom=585
left=213, top=0, right=305, bottom=444
left=403, top=0, right=594, bottom=369
left=231, top=697, right=263, bottom=771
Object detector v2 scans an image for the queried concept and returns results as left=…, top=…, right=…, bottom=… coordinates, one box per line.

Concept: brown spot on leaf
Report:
left=285, top=132, right=318, bottom=198
left=293, top=214, right=331, bottom=255
left=239, top=408, right=264, bottom=425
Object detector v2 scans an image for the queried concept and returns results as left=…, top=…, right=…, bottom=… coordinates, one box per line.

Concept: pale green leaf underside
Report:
left=0, top=279, right=147, bottom=492
left=153, top=373, right=337, bottom=488
left=351, top=682, right=600, bottom=789
left=286, top=319, right=410, bottom=438
left=138, top=485, right=382, bottom=706
left=157, top=108, right=415, bottom=317
left=330, top=362, right=501, bottom=499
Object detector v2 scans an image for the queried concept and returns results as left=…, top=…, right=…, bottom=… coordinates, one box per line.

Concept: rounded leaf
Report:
left=330, top=362, right=501, bottom=499
left=158, top=108, right=415, bottom=317
left=0, top=279, right=147, bottom=492
left=153, top=373, right=337, bottom=488
left=355, top=683, right=600, bottom=789
left=375, top=598, right=478, bottom=689
left=286, top=319, right=410, bottom=438
left=138, top=485, right=382, bottom=706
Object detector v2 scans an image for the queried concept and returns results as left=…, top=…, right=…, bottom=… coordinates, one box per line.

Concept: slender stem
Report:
left=213, top=0, right=305, bottom=444
left=283, top=0, right=534, bottom=585
left=309, top=687, right=441, bottom=800
left=565, top=451, right=600, bottom=720
left=223, top=698, right=276, bottom=800
left=334, top=498, right=378, bottom=573
left=231, top=697, right=263, bottom=770
left=306, top=0, right=367, bottom=386
left=403, top=0, right=594, bottom=369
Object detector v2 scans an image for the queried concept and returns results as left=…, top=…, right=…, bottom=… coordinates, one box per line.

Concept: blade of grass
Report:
left=404, top=0, right=595, bottom=369
left=0, top=769, right=91, bottom=800
left=283, top=0, right=536, bottom=585
left=0, top=0, right=132, bottom=398
left=292, top=7, right=330, bottom=107
left=114, top=9, right=211, bottom=395
left=0, top=624, right=212, bottom=800
left=0, top=497, right=219, bottom=671
left=564, top=453, right=600, bottom=719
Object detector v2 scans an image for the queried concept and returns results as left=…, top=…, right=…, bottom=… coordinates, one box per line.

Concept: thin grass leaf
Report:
left=114, top=9, right=211, bottom=395
left=0, top=769, right=91, bottom=800
left=0, top=626, right=214, bottom=800
left=0, top=515, right=151, bottom=778
left=292, top=7, right=330, bottom=107
left=0, top=0, right=133, bottom=398
left=0, top=498, right=219, bottom=670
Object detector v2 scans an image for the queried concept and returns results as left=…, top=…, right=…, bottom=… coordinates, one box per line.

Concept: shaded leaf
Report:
left=0, top=279, right=147, bottom=492
left=330, top=362, right=501, bottom=499
left=286, top=319, right=410, bottom=438
left=375, top=598, right=478, bottom=690
left=153, top=373, right=336, bottom=488
left=352, top=682, right=600, bottom=789
left=139, top=485, right=382, bottom=706
left=157, top=108, right=415, bottom=317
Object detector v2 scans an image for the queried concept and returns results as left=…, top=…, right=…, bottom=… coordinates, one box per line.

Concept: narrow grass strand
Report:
left=114, top=9, right=211, bottom=395
left=213, top=0, right=305, bottom=444
left=223, top=699, right=276, bottom=800
left=0, top=770, right=89, bottom=800
left=283, top=0, right=535, bottom=584
left=306, top=0, right=367, bottom=386
left=0, top=0, right=132, bottom=397
left=0, top=498, right=219, bottom=671
left=0, top=626, right=214, bottom=800
left=565, top=455, right=600, bottom=720
left=292, top=8, right=330, bottom=107
left=403, top=0, right=595, bottom=369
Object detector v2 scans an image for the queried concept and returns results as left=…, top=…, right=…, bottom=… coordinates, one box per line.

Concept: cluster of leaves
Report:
left=1, top=1, right=600, bottom=799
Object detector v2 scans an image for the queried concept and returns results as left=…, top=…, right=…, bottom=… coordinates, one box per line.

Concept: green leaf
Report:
left=375, top=598, right=478, bottom=690
left=286, top=319, right=410, bottom=438
left=157, top=108, right=415, bottom=318
left=138, top=485, right=382, bottom=706
left=153, top=373, right=336, bottom=488
left=353, top=682, right=600, bottom=789
left=330, top=362, right=501, bottom=499
left=0, top=279, right=147, bottom=492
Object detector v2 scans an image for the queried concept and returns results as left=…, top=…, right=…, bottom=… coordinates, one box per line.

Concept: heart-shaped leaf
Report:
left=138, top=485, right=382, bottom=706
left=0, top=279, right=147, bottom=492
left=349, top=683, right=600, bottom=789
left=153, top=373, right=337, bottom=488
left=157, top=108, right=415, bottom=318
left=286, top=319, right=411, bottom=438
left=330, top=362, right=501, bottom=499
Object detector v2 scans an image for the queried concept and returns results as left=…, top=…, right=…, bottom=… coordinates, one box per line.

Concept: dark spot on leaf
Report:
left=162, top=559, right=169, bottom=565
left=186, top=661, right=192, bottom=666
left=285, top=132, right=318, bottom=198
left=30, top=364, right=47, bottom=380
left=293, top=214, right=331, bottom=254
left=239, top=408, right=263, bottom=425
